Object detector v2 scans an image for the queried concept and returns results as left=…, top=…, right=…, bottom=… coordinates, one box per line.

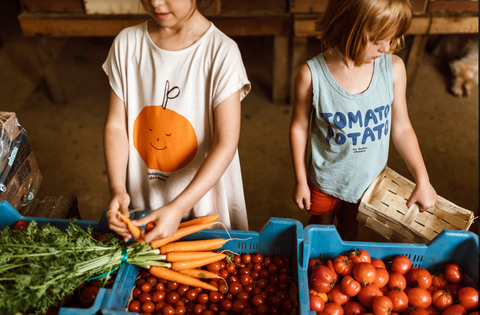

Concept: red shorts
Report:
left=307, top=178, right=342, bottom=215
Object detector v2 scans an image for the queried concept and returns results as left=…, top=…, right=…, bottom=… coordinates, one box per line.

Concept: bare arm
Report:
left=290, top=64, right=314, bottom=210
left=390, top=54, right=437, bottom=211
left=135, top=90, right=242, bottom=242
left=104, top=88, right=131, bottom=240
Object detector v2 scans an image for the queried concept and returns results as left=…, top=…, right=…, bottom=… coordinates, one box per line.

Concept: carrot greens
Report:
left=0, top=220, right=169, bottom=315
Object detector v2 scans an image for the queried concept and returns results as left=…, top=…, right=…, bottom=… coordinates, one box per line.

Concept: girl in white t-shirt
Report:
left=103, top=0, right=251, bottom=242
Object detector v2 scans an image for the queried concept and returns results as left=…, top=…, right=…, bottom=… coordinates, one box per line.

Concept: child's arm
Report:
left=104, top=88, right=132, bottom=241
left=290, top=64, right=314, bottom=211
left=390, top=55, right=437, bottom=212
left=134, top=90, right=242, bottom=243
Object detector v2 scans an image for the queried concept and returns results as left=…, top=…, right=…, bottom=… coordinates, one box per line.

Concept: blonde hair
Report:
left=315, top=0, right=413, bottom=66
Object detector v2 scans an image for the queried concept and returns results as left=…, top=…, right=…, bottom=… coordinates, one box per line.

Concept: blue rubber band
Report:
left=85, top=247, right=127, bottom=281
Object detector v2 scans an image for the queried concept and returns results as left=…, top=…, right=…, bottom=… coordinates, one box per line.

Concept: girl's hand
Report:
left=293, top=183, right=311, bottom=211
left=133, top=205, right=185, bottom=243
left=406, top=182, right=437, bottom=212
left=106, top=192, right=131, bottom=241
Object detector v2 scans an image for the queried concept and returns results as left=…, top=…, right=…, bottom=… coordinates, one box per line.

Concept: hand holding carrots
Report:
left=106, top=192, right=132, bottom=242
left=133, top=204, right=186, bottom=243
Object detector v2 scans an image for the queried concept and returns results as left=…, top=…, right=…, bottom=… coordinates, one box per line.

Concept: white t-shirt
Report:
left=102, top=21, right=251, bottom=230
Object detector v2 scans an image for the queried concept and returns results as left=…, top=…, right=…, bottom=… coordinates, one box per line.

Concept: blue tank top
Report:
left=307, top=53, right=393, bottom=203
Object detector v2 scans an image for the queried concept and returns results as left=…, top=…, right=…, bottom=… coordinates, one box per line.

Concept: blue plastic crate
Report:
left=100, top=217, right=305, bottom=315
left=0, top=201, right=113, bottom=315
left=298, top=224, right=479, bottom=315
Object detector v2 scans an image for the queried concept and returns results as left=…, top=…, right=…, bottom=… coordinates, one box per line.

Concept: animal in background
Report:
left=430, top=34, right=478, bottom=97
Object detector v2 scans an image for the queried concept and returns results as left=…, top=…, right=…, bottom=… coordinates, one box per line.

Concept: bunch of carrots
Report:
left=119, top=213, right=231, bottom=292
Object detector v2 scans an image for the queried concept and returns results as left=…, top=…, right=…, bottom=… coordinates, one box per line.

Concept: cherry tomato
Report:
left=231, top=300, right=248, bottom=315
left=229, top=282, right=243, bottom=295
left=241, top=253, right=252, bottom=264
left=138, top=292, right=152, bottom=303
left=197, top=292, right=209, bottom=304
left=390, top=255, right=412, bottom=275
left=133, top=287, right=142, bottom=298
left=155, top=282, right=165, bottom=291
left=12, top=220, right=29, bottom=230
left=309, top=294, right=325, bottom=313
left=348, top=249, right=371, bottom=264
left=263, top=256, right=273, bottom=267
left=145, top=221, right=155, bottom=232
left=209, top=291, right=222, bottom=303
left=185, top=288, right=198, bottom=301
left=236, top=291, right=250, bottom=301
left=128, top=300, right=141, bottom=312
left=252, top=253, right=264, bottom=264
left=136, top=278, right=146, bottom=286
left=408, top=287, right=432, bottom=309
left=206, top=261, right=221, bottom=272
left=140, top=269, right=151, bottom=278
left=167, top=281, right=179, bottom=291
left=80, top=286, right=99, bottom=307
left=175, top=305, right=186, bottom=315
left=141, top=282, right=152, bottom=293
left=220, top=299, right=232, bottom=312
left=142, top=301, right=155, bottom=313
left=457, top=286, right=479, bottom=311
left=161, top=304, right=175, bottom=315
left=152, top=290, right=165, bottom=303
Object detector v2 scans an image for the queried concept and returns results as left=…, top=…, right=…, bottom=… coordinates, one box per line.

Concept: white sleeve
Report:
left=102, top=33, right=125, bottom=102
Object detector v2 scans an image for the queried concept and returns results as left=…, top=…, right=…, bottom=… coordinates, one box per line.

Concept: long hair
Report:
left=315, top=0, right=413, bottom=66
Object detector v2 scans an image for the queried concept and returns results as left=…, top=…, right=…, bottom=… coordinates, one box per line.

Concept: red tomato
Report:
left=389, top=255, right=412, bottom=275
left=353, top=262, right=377, bottom=286
left=410, top=308, right=430, bottom=315
left=12, top=220, right=29, bottom=230
left=328, top=285, right=351, bottom=306
left=309, top=294, right=325, bottom=313
left=387, top=288, right=409, bottom=313
left=447, top=283, right=462, bottom=301
left=348, top=249, right=371, bottom=264
left=441, top=304, right=467, bottom=315
left=408, top=287, right=432, bottom=309
left=341, top=276, right=361, bottom=297
left=432, top=273, right=448, bottom=290
left=443, top=263, right=464, bottom=284
left=309, top=258, right=325, bottom=273
left=425, top=305, right=441, bottom=315
left=323, top=302, right=345, bottom=315
left=309, top=265, right=338, bottom=293
left=343, top=301, right=366, bottom=315
left=432, top=290, right=453, bottom=312
left=406, top=267, right=419, bottom=287
left=372, top=259, right=387, bottom=269
left=373, top=268, right=390, bottom=288
left=128, top=300, right=141, bottom=312
left=79, top=286, right=100, bottom=308
left=411, top=268, right=433, bottom=289
left=333, top=255, right=354, bottom=276
left=458, top=286, right=479, bottom=311
left=372, top=296, right=393, bottom=315
left=388, top=272, right=407, bottom=291
left=357, top=284, right=383, bottom=309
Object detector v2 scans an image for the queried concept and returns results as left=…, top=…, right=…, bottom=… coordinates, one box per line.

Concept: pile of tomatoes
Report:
left=128, top=253, right=296, bottom=315
left=308, top=249, right=478, bottom=315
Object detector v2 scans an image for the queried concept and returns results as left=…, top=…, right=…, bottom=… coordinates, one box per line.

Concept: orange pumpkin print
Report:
left=133, top=105, right=197, bottom=172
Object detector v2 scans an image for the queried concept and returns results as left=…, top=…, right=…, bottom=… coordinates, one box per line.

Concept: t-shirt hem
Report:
left=213, top=80, right=251, bottom=108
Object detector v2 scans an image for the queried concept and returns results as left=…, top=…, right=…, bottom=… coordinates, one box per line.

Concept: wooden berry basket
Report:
left=358, top=167, right=475, bottom=244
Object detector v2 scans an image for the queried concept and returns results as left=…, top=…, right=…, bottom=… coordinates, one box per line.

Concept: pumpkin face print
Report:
left=133, top=105, right=197, bottom=172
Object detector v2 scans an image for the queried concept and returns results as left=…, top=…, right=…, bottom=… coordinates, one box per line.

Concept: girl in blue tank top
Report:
left=289, top=0, right=437, bottom=241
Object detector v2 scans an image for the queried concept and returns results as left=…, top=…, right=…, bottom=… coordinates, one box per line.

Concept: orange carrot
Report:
left=118, top=213, right=143, bottom=242
left=149, top=266, right=218, bottom=291
left=165, top=251, right=220, bottom=262
left=150, top=222, right=216, bottom=249
left=178, top=214, right=220, bottom=229
left=160, top=238, right=228, bottom=254
left=170, top=253, right=226, bottom=271
left=177, top=269, right=224, bottom=280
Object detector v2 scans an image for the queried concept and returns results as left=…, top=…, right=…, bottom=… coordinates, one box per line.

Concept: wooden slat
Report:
left=221, top=0, right=287, bottom=13
left=289, top=0, right=329, bottom=13
left=18, top=13, right=291, bottom=37
left=19, top=0, right=84, bottom=13
left=294, top=14, right=478, bottom=37
left=428, top=1, right=479, bottom=13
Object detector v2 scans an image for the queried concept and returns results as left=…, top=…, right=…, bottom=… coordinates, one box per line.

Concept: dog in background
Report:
left=430, top=34, right=478, bottom=97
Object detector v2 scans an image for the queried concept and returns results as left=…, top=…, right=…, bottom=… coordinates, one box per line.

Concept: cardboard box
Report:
left=0, top=112, right=42, bottom=214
